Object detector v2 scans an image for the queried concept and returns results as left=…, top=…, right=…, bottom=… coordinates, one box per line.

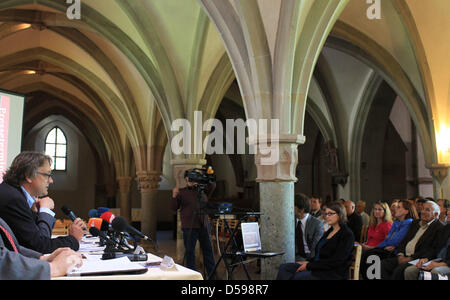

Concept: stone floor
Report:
left=141, top=230, right=261, bottom=280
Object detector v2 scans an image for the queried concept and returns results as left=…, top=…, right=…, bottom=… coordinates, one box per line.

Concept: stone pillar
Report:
left=136, top=171, right=162, bottom=243
left=251, top=134, right=304, bottom=279
left=170, top=158, right=207, bottom=262
left=117, top=176, right=132, bottom=222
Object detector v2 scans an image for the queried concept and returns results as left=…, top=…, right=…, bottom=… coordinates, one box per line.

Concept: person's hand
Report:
left=35, top=197, right=55, bottom=210
left=69, top=218, right=86, bottom=242
left=423, top=261, right=446, bottom=271
left=416, top=258, right=428, bottom=268
left=296, top=261, right=309, bottom=273
left=384, top=246, right=395, bottom=252
left=172, top=187, right=179, bottom=198
left=40, top=247, right=71, bottom=262
left=47, top=248, right=83, bottom=278
left=398, top=255, right=411, bottom=265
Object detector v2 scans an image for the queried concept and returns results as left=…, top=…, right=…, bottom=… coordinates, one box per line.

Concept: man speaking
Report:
left=0, top=151, right=84, bottom=253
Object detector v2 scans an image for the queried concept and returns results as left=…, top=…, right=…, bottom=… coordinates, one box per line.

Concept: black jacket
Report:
left=306, top=224, right=355, bottom=280
left=397, top=219, right=444, bottom=260
left=0, top=182, right=79, bottom=253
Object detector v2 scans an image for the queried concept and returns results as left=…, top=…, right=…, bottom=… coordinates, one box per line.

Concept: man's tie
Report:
left=0, top=224, right=18, bottom=253
left=296, top=221, right=306, bottom=258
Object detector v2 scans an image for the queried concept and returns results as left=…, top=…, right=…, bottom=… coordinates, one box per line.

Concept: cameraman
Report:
left=171, top=168, right=216, bottom=278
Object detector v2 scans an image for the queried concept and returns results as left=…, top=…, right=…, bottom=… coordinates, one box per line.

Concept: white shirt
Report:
left=20, top=186, right=55, bottom=217
left=296, top=213, right=311, bottom=254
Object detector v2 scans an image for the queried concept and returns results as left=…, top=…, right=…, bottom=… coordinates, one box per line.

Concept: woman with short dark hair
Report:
left=276, top=202, right=355, bottom=280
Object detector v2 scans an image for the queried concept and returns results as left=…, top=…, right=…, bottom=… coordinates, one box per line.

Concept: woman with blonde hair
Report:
left=361, top=202, right=393, bottom=251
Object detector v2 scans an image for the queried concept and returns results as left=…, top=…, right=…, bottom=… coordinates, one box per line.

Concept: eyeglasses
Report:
left=324, top=212, right=337, bottom=217
left=37, top=171, right=53, bottom=180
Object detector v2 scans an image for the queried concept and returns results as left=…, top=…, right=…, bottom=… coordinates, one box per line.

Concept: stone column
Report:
left=170, top=158, right=207, bottom=262
left=429, top=163, right=450, bottom=199
left=136, top=171, right=162, bottom=244
left=117, top=176, right=132, bottom=222
left=251, top=134, right=304, bottom=280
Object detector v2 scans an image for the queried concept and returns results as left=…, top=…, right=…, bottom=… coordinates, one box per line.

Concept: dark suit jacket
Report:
left=0, top=182, right=79, bottom=253
left=397, top=219, right=444, bottom=260
left=296, top=215, right=323, bottom=260
left=347, top=212, right=362, bottom=242
left=306, top=224, right=355, bottom=280
left=0, top=217, right=50, bottom=280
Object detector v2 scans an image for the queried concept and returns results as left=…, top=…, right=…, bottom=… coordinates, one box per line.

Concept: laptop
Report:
left=237, top=222, right=283, bottom=257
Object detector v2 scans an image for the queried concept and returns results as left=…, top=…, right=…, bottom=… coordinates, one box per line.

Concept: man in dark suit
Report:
left=380, top=200, right=444, bottom=280
left=345, top=200, right=363, bottom=242
left=0, top=216, right=82, bottom=279
left=294, top=193, right=323, bottom=261
left=0, top=151, right=85, bottom=254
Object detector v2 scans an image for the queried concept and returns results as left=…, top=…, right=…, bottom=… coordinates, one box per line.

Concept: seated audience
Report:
left=361, top=202, right=393, bottom=251
left=344, top=200, right=363, bottom=243
left=294, top=194, right=323, bottom=261
left=310, top=196, right=322, bottom=218
left=437, top=198, right=449, bottom=225
left=0, top=216, right=82, bottom=279
left=277, top=202, right=354, bottom=280
left=390, top=199, right=400, bottom=219
left=360, top=199, right=416, bottom=279
left=318, top=203, right=330, bottom=233
left=356, top=200, right=370, bottom=226
left=403, top=212, right=450, bottom=280
left=380, top=200, right=444, bottom=280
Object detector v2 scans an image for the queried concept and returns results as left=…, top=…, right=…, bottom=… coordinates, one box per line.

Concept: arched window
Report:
left=45, top=127, right=67, bottom=171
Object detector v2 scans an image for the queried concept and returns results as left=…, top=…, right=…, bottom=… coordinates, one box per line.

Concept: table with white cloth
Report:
left=53, top=235, right=203, bottom=280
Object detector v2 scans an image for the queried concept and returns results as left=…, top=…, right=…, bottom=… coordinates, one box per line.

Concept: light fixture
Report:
left=431, top=123, right=450, bottom=198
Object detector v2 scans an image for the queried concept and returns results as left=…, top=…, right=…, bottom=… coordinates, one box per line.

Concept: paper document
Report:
left=408, top=258, right=442, bottom=268
left=67, top=256, right=147, bottom=276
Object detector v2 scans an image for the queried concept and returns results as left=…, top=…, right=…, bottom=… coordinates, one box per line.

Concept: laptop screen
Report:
left=241, top=222, right=262, bottom=252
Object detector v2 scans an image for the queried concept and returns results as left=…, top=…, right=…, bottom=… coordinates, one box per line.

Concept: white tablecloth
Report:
left=53, top=236, right=203, bottom=280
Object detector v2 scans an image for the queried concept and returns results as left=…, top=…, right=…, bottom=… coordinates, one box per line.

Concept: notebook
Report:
left=237, top=222, right=283, bottom=257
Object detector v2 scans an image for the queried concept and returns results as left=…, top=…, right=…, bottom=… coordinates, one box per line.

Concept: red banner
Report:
left=0, top=96, right=10, bottom=182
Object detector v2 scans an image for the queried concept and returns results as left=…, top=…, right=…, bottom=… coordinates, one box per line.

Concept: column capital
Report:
left=136, top=171, right=162, bottom=193
left=429, top=163, right=450, bottom=185
left=249, top=134, right=305, bottom=182
left=117, top=176, right=132, bottom=191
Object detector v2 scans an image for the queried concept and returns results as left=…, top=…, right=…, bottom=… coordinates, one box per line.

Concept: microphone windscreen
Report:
left=88, top=209, right=98, bottom=218
left=111, top=216, right=128, bottom=232
left=88, top=218, right=103, bottom=230
left=89, top=227, right=101, bottom=237
left=97, top=207, right=110, bottom=216
left=100, top=211, right=115, bottom=224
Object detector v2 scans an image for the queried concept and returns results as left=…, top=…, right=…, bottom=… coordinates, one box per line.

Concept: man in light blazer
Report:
left=294, top=193, right=323, bottom=261
left=0, top=217, right=82, bottom=279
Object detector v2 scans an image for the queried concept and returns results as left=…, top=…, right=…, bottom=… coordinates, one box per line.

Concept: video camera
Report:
left=184, top=167, right=216, bottom=185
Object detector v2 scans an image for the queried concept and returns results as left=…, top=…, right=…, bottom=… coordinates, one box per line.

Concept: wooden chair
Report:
left=349, top=244, right=362, bottom=280
left=52, top=219, right=72, bottom=236
left=360, top=225, right=369, bottom=244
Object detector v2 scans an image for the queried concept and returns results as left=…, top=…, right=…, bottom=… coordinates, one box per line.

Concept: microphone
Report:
left=111, top=217, right=157, bottom=251
left=61, top=205, right=87, bottom=231
left=88, top=218, right=109, bottom=231
left=101, top=252, right=148, bottom=262
left=89, top=227, right=117, bottom=248
left=100, top=211, right=116, bottom=224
